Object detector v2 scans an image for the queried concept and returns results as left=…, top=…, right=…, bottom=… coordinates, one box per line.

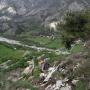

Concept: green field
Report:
left=18, top=32, right=64, bottom=49
left=0, top=44, right=25, bottom=63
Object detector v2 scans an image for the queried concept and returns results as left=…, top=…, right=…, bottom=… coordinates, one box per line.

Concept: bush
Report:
left=57, top=11, right=90, bottom=49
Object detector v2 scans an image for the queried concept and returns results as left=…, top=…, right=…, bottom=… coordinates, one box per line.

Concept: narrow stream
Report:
left=0, top=36, right=70, bottom=55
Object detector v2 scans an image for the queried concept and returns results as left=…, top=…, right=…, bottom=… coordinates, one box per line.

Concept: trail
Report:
left=0, top=36, right=70, bottom=54
left=0, top=36, right=54, bottom=51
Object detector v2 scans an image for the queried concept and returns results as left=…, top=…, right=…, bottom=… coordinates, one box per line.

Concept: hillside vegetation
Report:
left=0, top=10, right=90, bottom=90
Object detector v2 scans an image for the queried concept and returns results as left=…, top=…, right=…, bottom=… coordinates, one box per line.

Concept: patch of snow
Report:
left=7, top=7, right=16, bottom=15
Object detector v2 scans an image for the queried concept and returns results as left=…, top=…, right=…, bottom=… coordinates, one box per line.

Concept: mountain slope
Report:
left=0, top=0, right=90, bottom=34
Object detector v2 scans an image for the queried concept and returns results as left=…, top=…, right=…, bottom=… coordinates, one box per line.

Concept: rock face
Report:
left=0, top=0, right=90, bottom=20
left=0, top=0, right=90, bottom=34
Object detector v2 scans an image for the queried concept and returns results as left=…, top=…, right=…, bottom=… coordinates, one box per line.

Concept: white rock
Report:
left=22, top=60, right=34, bottom=75
left=40, top=73, right=46, bottom=78
left=60, top=84, right=71, bottom=90
left=22, top=66, right=32, bottom=75
left=54, top=80, right=65, bottom=90
left=44, top=67, right=56, bottom=82
left=72, top=80, right=79, bottom=85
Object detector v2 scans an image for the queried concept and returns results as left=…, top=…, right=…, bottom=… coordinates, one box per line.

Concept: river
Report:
left=0, top=36, right=70, bottom=55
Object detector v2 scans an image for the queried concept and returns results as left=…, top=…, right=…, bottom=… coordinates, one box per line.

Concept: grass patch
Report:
left=75, top=80, right=87, bottom=90
left=71, top=44, right=85, bottom=53
left=0, top=44, right=25, bottom=64
left=19, top=33, right=64, bottom=49
left=15, top=80, right=38, bottom=90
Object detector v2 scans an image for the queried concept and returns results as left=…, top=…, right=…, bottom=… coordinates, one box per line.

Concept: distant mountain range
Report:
left=0, top=0, right=90, bottom=35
